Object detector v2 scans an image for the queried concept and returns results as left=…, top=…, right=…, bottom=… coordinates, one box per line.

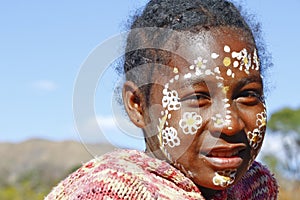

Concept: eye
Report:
left=236, top=90, right=263, bottom=105
left=180, top=92, right=211, bottom=107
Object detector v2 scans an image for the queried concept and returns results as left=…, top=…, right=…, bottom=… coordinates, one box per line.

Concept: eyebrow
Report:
left=232, top=75, right=263, bottom=93
left=180, top=76, right=213, bottom=90
left=235, top=75, right=262, bottom=87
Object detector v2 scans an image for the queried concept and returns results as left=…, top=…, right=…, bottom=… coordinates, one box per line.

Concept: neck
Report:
left=199, top=186, right=222, bottom=199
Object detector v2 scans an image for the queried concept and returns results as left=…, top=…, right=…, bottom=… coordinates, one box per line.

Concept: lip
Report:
left=200, top=144, right=246, bottom=169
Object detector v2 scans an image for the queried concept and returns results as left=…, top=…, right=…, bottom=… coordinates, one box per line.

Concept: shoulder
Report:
left=45, top=149, right=148, bottom=199
left=228, top=161, right=279, bottom=200
left=45, top=149, right=203, bottom=200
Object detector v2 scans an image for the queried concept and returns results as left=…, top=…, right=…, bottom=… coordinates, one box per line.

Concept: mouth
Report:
left=200, top=145, right=246, bottom=169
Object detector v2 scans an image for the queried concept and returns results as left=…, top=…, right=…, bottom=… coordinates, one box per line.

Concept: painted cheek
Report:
left=161, top=127, right=180, bottom=148
left=179, top=112, right=203, bottom=135
left=157, top=70, right=183, bottom=161
left=247, top=109, right=267, bottom=149
left=246, top=109, right=267, bottom=168
left=162, top=88, right=181, bottom=111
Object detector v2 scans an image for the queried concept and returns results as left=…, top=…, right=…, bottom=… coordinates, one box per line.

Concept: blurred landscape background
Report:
left=0, top=139, right=115, bottom=199
left=1, top=0, right=299, bottom=199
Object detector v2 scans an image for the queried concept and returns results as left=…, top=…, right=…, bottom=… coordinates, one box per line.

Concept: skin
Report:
left=123, top=27, right=266, bottom=198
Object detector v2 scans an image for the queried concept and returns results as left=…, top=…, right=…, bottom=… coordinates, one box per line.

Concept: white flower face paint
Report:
left=179, top=112, right=203, bottom=135
left=162, top=89, right=181, bottom=111
left=247, top=110, right=267, bottom=150
left=213, top=169, right=237, bottom=187
left=256, top=110, right=267, bottom=130
left=245, top=109, right=267, bottom=169
left=247, top=128, right=263, bottom=149
left=157, top=70, right=183, bottom=155
left=162, top=127, right=180, bottom=148
left=194, top=56, right=208, bottom=69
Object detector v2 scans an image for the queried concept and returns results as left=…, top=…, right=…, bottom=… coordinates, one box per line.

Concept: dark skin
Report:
left=123, top=27, right=265, bottom=198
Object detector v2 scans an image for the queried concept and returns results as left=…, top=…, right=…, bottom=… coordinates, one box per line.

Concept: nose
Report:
left=210, top=104, right=245, bottom=137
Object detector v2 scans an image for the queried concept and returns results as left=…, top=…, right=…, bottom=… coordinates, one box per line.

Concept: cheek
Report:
left=246, top=109, right=267, bottom=149
left=179, top=112, right=203, bottom=135
left=244, top=108, right=267, bottom=167
left=157, top=109, right=206, bottom=161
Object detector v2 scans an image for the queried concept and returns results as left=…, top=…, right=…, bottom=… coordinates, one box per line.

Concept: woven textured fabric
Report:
left=45, top=149, right=278, bottom=200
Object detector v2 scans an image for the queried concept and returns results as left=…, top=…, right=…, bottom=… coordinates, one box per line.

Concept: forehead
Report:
left=149, top=27, right=261, bottom=87
left=173, top=27, right=255, bottom=63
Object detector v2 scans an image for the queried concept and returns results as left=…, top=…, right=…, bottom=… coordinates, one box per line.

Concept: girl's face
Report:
left=140, top=27, right=266, bottom=191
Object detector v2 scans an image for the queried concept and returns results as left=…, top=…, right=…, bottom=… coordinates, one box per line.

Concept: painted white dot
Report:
left=233, top=61, right=239, bottom=68
left=214, top=67, right=221, bottom=74
left=163, top=88, right=168, bottom=95
left=173, top=67, right=179, bottom=74
left=226, top=115, right=232, bottom=119
left=227, top=69, right=232, bottom=76
left=223, top=98, right=229, bottom=103
left=168, top=114, right=172, bottom=119
left=161, top=111, right=164, bottom=116
left=184, top=73, right=192, bottom=79
left=225, top=103, right=230, bottom=108
left=205, top=69, right=212, bottom=75
left=217, top=82, right=223, bottom=88
left=174, top=75, right=179, bottom=80
left=189, top=65, right=195, bottom=70
left=211, top=53, right=219, bottom=59
left=195, top=70, right=202, bottom=76
left=224, top=45, right=231, bottom=53
left=232, top=73, right=235, bottom=78
left=216, top=76, right=224, bottom=80
left=216, top=114, right=222, bottom=118
left=170, top=78, right=174, bottom=83
left=232, top=52, right=239, bottom=58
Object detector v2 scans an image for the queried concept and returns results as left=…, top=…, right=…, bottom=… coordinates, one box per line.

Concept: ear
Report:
left=122, top=81, right=146, bottom=128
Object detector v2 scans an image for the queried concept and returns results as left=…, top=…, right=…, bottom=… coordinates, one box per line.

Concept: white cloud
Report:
left=32, top=80, right=58, bottom=91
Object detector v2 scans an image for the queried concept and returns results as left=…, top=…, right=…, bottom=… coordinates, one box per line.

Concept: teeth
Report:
left=209, top=149, right=239, bottom=157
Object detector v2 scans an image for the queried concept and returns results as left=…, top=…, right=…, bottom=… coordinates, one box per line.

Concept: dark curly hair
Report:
left=118, top=0, right=270, bottom=102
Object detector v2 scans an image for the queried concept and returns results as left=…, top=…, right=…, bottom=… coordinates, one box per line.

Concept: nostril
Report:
left=219, top=131, right=248, bottom=144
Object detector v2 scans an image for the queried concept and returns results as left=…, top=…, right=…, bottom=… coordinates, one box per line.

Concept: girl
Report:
left=46, top=0, right=278, bottom=199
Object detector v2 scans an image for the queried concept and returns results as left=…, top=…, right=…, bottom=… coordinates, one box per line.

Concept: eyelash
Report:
left=237, top=90, right=264, bottom=104
left=181, top=92, right=210, bottom=100
left=180, top=92, right=211, bottom=106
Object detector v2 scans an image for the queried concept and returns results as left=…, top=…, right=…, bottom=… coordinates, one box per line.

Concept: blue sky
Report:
left=1, top=0, right=300, bottom=150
